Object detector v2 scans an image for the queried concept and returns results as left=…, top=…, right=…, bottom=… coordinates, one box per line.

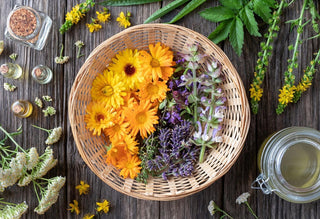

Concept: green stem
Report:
left=32, top=125, right=50, bottom=134
left=191, top=68, right=198, bottom=123
left=59, top=44, right=64, bottom=59
left=214, top=204, right=234, bottom=219
left=33, top=181, right=41, bottom=203
left=245, top=202, right=258, bottom=219
left=77, top=47, right=84, bottom=58
left=199, top=145, right=206, bottom=163
left=0, top=126, right=26, bottom=153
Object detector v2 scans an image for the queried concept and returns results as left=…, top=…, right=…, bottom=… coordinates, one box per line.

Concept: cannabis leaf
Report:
left=200, top=0, right=276, bottom=56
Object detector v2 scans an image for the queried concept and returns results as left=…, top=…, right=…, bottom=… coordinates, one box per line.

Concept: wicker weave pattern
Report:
left=68, top=24, right=250, bottom=201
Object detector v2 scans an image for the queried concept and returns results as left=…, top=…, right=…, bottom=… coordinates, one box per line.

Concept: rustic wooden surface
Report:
left=0, top=0, right=319, bottom=218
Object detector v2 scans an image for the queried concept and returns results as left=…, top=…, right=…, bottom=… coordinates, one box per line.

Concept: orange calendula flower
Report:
left=121, top=134, right=139, bottom=155
left=105, top=143, right=128, bottom=166
left=84, top=101, right=116, bottom=136
left=75, top=181, right=90, bottom=195
left=91, top=70, right=127, bottom=108
left=68, top=200, right=80, bottom=215
left=139, top=42, right=175, bottom=81
left=123, top=100, right=159, bottom=139
left=103, top=112, right=129, bottom=142
left=138, top=79, right=169, bottom=103
left=109, top=48, right=144, bottom=90
left=96, top=200, right=110, bottom=214
left=117, top=154, right=142, bottom=179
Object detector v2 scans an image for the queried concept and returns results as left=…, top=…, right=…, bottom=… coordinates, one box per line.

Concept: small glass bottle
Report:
left=11, top=100, right=33, bottom=118
left=5, top=5, right=52, bottom=50
left=252, top=127, right=320, bottom=203
left=0, top=63, right=23, bottom=79
left=31, top=65, right=53, bottom=84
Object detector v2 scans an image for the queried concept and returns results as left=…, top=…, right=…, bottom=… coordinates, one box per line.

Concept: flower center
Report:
left=135, top=112, right=147, bottom=124
left=102, top=85, right=114, bottom=97
left=124, top=64, right=136, bottom=76
left=150, top=58, right=160, bottom=67
left=95, top=113, right=105, bottom=122
left=146, top=84, right=159, bottom=96
left=113, top=124, right=121, bottom=132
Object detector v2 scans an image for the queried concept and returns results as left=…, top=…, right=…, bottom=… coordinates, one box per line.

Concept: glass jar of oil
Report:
left=252, top=127, right=320, bottom=203
left=11, top=100, right=33, bottom=118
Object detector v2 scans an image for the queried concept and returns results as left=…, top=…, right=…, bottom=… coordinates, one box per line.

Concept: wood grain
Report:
left=0, top=0, right=319, bottom=218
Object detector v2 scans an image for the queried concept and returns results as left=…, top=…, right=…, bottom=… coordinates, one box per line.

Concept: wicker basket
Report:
left=68, top=24, right=250, bottom=201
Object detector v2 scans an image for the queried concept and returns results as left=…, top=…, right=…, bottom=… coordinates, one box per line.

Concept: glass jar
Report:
left=11, top=100, right=33, bottom=118
left=5, top=5, right=52, bottom=50
left=0, top=63, right=23, bottom=79
left=252, top=127, right=320, bottom=203
left=31, top=64, right=53, bottom=84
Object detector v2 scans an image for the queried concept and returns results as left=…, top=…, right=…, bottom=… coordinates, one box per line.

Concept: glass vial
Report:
left=31, top=65, right=53, bottom=84
left=252, top=127, right=320, bottom=203
left=0, top=63, right=23, bottom=79
left=11, top=100, right=33, bottom=118
left=5, top=5, right=52, bottom=50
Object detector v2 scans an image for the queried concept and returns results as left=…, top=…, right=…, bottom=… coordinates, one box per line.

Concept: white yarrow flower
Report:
left=55, top=56, right=69, bottom=64
left=42, top=106, right=56, bottom=117
left=207, top=200, right=215, bottom=216
left=31, top=147, right=58, bottom=179
left=34, top=176, right=66, bottom=215
left=35, top=97, right=43, bottom=108
left=42, top=95, right=52, bottom=102
left=25, top=147, right=39, bottom=170
left=0, top=202, right=28, bottom=219
left=236, top=192, right=250, bottom=204
left=4, top=83, right=16, bottom=92
left=45, top=127, right=62, bottom=145
left=75, top=40, right=84, bottom=48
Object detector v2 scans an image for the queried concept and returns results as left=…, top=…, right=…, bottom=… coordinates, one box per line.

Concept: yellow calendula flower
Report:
left=86, top=21, right=102, bottom=33
left=278, top=85, right=296, bottom=105
left=68, top=200, right=80, bottom=215
left=117, top=154, right=142, bottom=179
left=96, top=8, right=111, bottom=23
left=96, top=200, right=110, bottom=214
left=83, top=213, right=95, bottom=219
left=249, top=84, right=263, bottom=101
left=138, top=79, right=169, bottom=103
left=116, top=12, right=131, bottom=28
left=75, top=181, right=90, bottom=195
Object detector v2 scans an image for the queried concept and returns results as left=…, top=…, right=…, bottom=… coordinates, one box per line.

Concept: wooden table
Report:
left=0, top=0, right=319, bottom=218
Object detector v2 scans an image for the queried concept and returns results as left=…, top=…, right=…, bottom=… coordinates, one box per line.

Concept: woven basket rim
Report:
left=68, top=23, right=250, bottom=201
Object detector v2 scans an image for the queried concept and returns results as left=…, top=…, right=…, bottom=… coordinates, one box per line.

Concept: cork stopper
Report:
left=34, top=68, right=42, bottom=77
left=0, top=64, right=9, bottom=74
left=9, top=8, right=37, bottom=37
left=12, top=103, right=23, bottom=114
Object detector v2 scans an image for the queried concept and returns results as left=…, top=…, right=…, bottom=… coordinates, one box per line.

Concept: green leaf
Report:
left=99, top=0, right=162, bottom=6
left=229, top=17, right=244, bottom=56
left=240, top=5, right=261, bottom=37
left=144, top=0, right=189, bottom=23
left=208, top=19, right=233, bottom=44
left=219, top=0, right=242, bottom=10
left=169, top=0, right=206, bottom=24
left=199, top=6, right=235, bottom=23
left=261, top=0, right=277, bottom=8
left=253, top=0, right=272, bottom=22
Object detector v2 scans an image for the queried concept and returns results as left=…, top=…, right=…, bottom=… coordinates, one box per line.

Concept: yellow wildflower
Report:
left=117, top=12, right=131, bottom=28
left=278, top=85, right=296, bottom=105
left=83, top=213, right=95, bottom=219
left=68, top=200, right=80, bottom=215
left=66, top=5, right=83, bottom=24
left=75, top=181, right=90, bottom=195
left=96, top=200, right=110, bottom=214
left=86, top=20, right=102, bottom=33
left=96, top=8, right=111, bottom=23
left=296, top=77, right=311, bottom=92
left=249, top=84, right=263, bottom=101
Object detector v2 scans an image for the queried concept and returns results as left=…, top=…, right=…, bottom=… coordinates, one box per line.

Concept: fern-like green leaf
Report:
left=100, top=0, right=162, bottom=6
left=219, top=0, right=242, bottom=10
left=208, top=19, right=234, bottom=44
left=261, top=0, right=277, bottom=8
left=169, top=0, right=206, bottom=24
left=240, top=5, right=261, bottom=37
left=253, top=0, right=272, bottom=22
left=144, top=0, right=189, bottom=24
left=229, top=17, right=244, bottom=56
left=199, top=6, right=235, bottom=23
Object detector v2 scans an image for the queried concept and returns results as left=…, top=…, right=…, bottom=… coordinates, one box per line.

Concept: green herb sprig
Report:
left=200, top=0, right=276, bottom=56
left=250, top=0, right=287, bottom=114
left=100, top=0, right=161, bottom=6
left=276, top=0, right=308, bottom=114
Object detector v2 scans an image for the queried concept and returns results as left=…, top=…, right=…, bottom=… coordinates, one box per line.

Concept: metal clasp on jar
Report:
left=251, top=173, right=274, bottom=194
